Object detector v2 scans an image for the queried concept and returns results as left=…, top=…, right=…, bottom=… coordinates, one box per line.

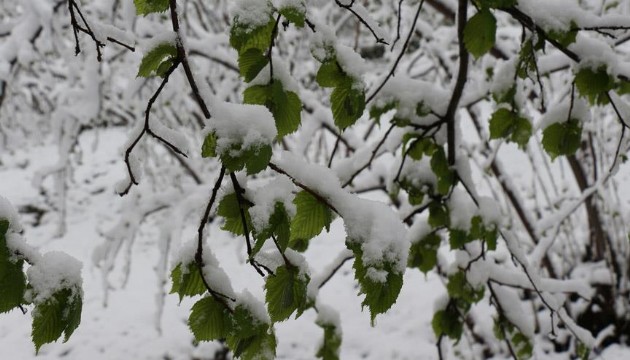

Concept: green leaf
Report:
left=575, top=66, right=614, bottom=105
left=449, top=229, right=469, bottom=249
left=201, top=132, right=217, bottom=158
left=348, top=245, right=403, bottom=323
left=316, top=324, right=342, bottom=360
left=548, top=21, right=578, bottom=48
left=463, top=9, right=497, bottom=59
left=542, top=120, right=582, bottom=160
left=170, top=263, right=206, bottom=302
left=133, top=0, right=169, bottom=15
left=265, top=265, right=309, bottom=322
left=220, top=143, right=273, bottom=175
left=447, top=272, right=484, bottom=304
left=137, top=43, right=178, bottom=78
left=331, top=80, right=366, bottom=130
left=280, top=6, right=306, bottom=28
left=0, top=219, right=26, bottom=314
left=430, top=148, right=456, bottom=195
left=289, top=191, right=333, bottom=251
left=428, top=202, right=449, bottom=228
left=244, top=82, right=302, bottom=137
left=432, top=307, right=463, bottom=340
left=316, top=61, right=346, bottom=88
left=230, top=18, right=276, bottom=54
left=489, top=108, right=532, bottom=148
left=253, top=202, right=291, bottom=255
left=218, top=193, right=253, bottom=236
left=239, top=48, right=269, bottom=82
left=188, top=296, right=232, bottom=341
left=408, top=233, right=441, bottom=273
left=227, top=305, right=277, bottom=360
left=32, top=289, right=82, bottom=353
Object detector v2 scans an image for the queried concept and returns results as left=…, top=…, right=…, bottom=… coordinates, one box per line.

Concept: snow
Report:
left=231, top=0, right=274, bottom=29
left=26, top=251, right=83, bottom=304
left=249, top=175, right=296, bottom=233
left=0, top=195, right=22, bottom=232
left=205, top=100, right=277, bottom=154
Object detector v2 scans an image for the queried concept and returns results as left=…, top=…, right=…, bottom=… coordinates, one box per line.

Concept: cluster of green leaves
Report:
left=464, top=0, right=518, bottom=58
left=316, top=60, right=366, bottom=130
left=202, top=133, right=272, bottom=175
left=346, top=241, right=403, bottom=323
left=408, top=232, right=441, bottom=273
left=244, top=82, right=302, bottom=137
left=1, top=219, right=83, bottom=353
left=450, top=216, right=498, bottom=250
left=494, top=317, right=533, bottom=359
left=189, top=298, right=277, bottom=360
left=433, top=271, right=485, bottom=340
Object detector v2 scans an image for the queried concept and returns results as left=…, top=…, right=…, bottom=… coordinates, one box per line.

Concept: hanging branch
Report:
left=334, top=0, right=389, bottom=45
left=169, top=0, right=211, bottom=119
left=67, top=0, right=135, bottom=62
left=118, top=61, right=186, bottom=196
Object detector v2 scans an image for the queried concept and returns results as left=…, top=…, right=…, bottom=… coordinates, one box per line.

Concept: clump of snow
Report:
left=249, top=176, right=297, bottom=234
left=205, top=100, right=277, bottom=155
left=26, top=251, right=83, bottom=304
left=273, top=0, right=306, bottom=13
left=570, top=35, right=619, bottom=75
left=447, top=188, right=477, bottom=231
left=6, top=233, right=41, bottom=264
left=490, top=59, right=517, bottom=98
left=315, top=302, right=342, bottom=333
left=371, top=75, right=448, bottom=126
left=478, top=196, right=502, bottom=227
left=335, top=45, right=367, bottom=83
left=237, top=290, right=271, bottom=325
left=231, top=0, right=273, bottom=29
left=141, top=31, right=177, bottom=53
left=0, top=196, right=22, bottom=233
left=492, top=285, right=535, bottom=338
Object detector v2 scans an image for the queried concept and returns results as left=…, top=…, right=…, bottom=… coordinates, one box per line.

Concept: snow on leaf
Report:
left=264, top=265, right=309, bottom=322
left=31, top=288, right=82, bottom=353
left=137, top=43, right=178, bottom=78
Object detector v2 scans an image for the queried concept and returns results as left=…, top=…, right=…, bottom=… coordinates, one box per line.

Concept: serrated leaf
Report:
left=133, top=0, right=169, bottom=15
left=239, top=48, right=269, bottom=82
left=575, top=66, right=614, bottom=105
left=280, top=6, right=306, bottom=27
left=464, top=9, right=497, bottom=59
left=253, top=202, right=291, bottom=256
left=188, top=296, right=232, bottom=341
left=218, top=193, right=252, bottom=236
left=244, top=82, right=302, bottom=137
left=331, top=80, right=366, bottom=130
left=316, top=61, right=346, bottom=88
left=432, top=307, right=463, bottom=340
left=349, top=246, right=403, bottom=323
left=489, top=108, right=532, bottom=148
left=408, top=233, right=440, bottom=273
left=137, top=43, right=178, bottom=78
left=201, top=132, right=217, bottom=158
left=542, top=120, right=582, bottom=160
left=316, top=324, right=342, bottom=360
left=289, top=191, right=333, bottom=251
left=32, top=288, right=82, bottom=353
left=170, top=263, right=206, bottom=302
left=227, top=305, right=276, bottom=360
left=428, top=202, right=449, bottom=228
left=230, top=19, right=275, bottom=54
left=265, top=265, right=309, bottom=322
